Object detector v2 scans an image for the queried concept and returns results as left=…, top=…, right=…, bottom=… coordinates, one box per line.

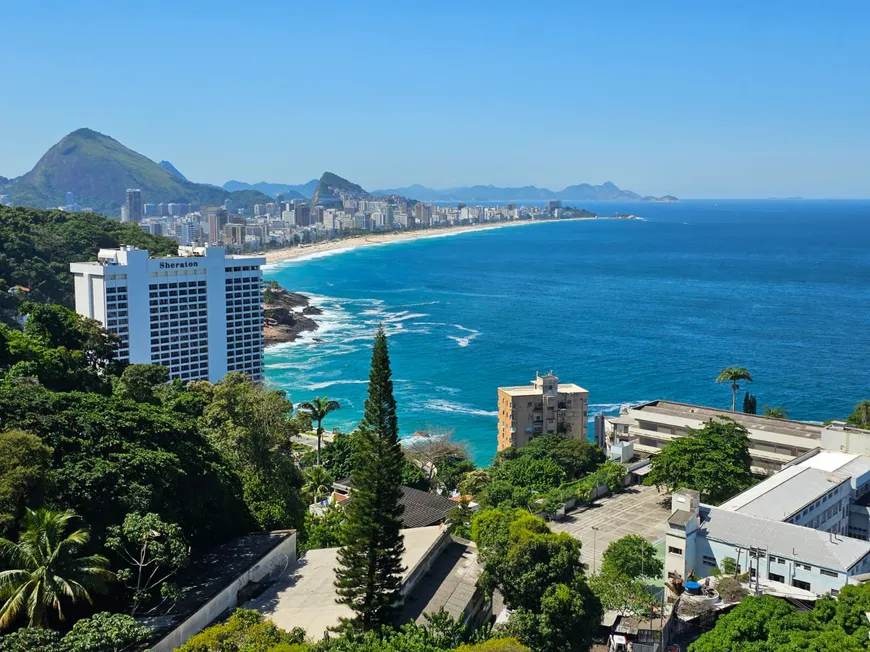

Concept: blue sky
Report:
left=2, top=1, right=869, bottom=197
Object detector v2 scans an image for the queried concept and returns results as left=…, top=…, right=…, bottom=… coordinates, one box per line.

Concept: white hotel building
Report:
left=70, top=245, right=265, bottom=383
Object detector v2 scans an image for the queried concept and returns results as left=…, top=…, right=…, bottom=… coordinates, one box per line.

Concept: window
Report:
left=820, top=569, right=838, bottom=578
left=769, top=572, right=785, bottom=583
left=668, top=546, right=683, bottom=556
left=798, top=563, right=812, bottom=571
left=702, top=555, right=716, bottom=566
left=792, top=579, right=812, bottom=591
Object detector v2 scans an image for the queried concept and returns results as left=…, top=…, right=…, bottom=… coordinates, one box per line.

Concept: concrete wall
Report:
left=402, top=528, right=452, bottom=598
left=153, top=532, right=297, bottom=652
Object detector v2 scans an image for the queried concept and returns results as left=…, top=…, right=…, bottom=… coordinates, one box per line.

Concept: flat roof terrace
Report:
left=634, top=400, right=824, bottom=440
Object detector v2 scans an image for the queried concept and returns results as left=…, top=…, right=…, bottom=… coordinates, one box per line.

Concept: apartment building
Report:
left=497, top=372, right=588, bottom=451
left=606, top=400, right=824, bottom=476
left=70, top=245, right=265, bottom=383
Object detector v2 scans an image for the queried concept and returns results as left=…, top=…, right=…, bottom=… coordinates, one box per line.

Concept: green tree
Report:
left=505, top=581, right=602, bottom=652
left=742, top=391, right=757, bottom=415
left=178, top=608, right=306, bottom=651
left=334, top=327, right=406, bottom=631
left=113, top=363, right=169, bottom=405
left=104, top=512, right=190, bottom=616
left=600, top=534, right=663, bottom=581
left=62, top=611, right=151, bottom=652
left=588, top=570, right=659, bottom=618
left=846, top=400, right=870, bottom=429
left=490, top=457, right=566, bottom=494
left=495, top=436, right=603, bottom=482
left=436, top=459, right=476, bottom=495
left=302, top=466, right=336, bottom=505
left=0, top=430, right=52, bottom=536
left=471, top=510, right=602, bottom=652
left=320, top=431, right=357, bottom=479
left=454, top=640, right=530, bottom=652
left=303, top=504, right=346, bottom=551
left=644, top=419, right=753, bottom=504
left=763, top=405, right=788, bottom=419
left=197, top=373, right=305, bottom=530
left=716, top=367, right=753, bottom=412
left=297, top=397, right=341, bottom=466
left=0, top=508, right=113, bottom=629
left=447, top=497, right=474, bottom=539
left=0, top=627, right=64, bottom=652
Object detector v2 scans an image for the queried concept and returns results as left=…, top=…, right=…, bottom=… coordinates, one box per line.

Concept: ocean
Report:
left=264, top=200, right=870, bottom=465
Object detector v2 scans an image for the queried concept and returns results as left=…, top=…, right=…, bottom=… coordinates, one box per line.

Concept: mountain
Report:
left=311, top=171, right=372, bottom=206
left=3, top=128, right=273, bottom=215
left=159, top=160, right=187, bottom=181
left=222, top=180, right=312, bottom=199
left=371, top=181, right=674, bottom=202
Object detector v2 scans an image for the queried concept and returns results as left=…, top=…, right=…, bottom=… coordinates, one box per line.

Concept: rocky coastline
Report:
left=262, top=282, right=321, bottom=346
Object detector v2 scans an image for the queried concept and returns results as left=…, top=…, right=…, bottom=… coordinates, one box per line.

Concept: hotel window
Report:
left=702, top=555, right=716, bottom=566
left=792, top=579, right=812, bottom=591
left=668, top=546, right=683, bottom=556
left=820, top=569, right=838, bottom=578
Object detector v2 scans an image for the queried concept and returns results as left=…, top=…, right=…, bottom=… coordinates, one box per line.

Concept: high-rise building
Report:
left=223, top=198, right=234, bottom=213
left=66, top=191, right=74, bottom=206
left=546, top=200, right=562, bottom=216
left=143, top=203, right=157, bottom=217
left=497, top=372, right=589, bottom=451
left=69, top=245, right=265, bottom=383
left=254, top=204, right=264, bottom=217
left=176, top=222, right=199, bottom=245
left=120, top=206, right=129, bottom=222
left=158, top=202, right=168, bottom=217
left=168, top=203, right=181, bottom=216
left=204, top=206, right=229, bottom=245
left=294, top=204, right=311, bottom=227
left=125, top=189, right=143, bottom=222
left=275, top=193, right=285, bottom=207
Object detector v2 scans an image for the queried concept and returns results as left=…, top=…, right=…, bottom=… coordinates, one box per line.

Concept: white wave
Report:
left=589, top=400, right=651, bottom=413
left=302, top=379, right=370, bottom=391
left=423, top=399, right=498, bottom=418
left=447, top=324, right=480, bottom=347
left=285, top=246, right=360, bottom=263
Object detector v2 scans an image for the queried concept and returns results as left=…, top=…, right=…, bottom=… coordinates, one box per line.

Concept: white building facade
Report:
left=70, top=245, right=265, bottom=383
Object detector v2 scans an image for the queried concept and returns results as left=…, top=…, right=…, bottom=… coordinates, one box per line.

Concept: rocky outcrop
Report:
left=262, top=284, right=321, bottom=345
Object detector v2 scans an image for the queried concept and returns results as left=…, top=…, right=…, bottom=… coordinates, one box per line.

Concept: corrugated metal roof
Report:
left=699, top=506, right=870, bottom=571
left=719, top=466, right=844, bottom=521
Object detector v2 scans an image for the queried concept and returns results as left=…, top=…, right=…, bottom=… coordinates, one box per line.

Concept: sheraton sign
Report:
left=159, top=261, right=200, bottom=269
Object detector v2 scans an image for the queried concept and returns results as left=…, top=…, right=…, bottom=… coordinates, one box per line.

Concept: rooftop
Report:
left=699, top=506, right=870, bottom=571
left=397, top=538, right=483, bottom=625
left=718, top=466, right=846, bottom=520
left=246, top=526, right=445, bottom=637
left=332, top=482, right=457, bottom=529
left=631, top=400, right=824, bottom=440
left=499, top=383, right=589, bottom=397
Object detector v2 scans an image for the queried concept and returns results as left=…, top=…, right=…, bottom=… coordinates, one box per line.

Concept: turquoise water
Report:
left=265, top=200, right=870, bottom=465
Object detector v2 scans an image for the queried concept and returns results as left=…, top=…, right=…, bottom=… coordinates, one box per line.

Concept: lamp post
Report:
left=591, top=526, right=600, bottom=574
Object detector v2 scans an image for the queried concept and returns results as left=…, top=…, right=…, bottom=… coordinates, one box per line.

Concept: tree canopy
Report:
left=644, top=418, right=754, bottom=504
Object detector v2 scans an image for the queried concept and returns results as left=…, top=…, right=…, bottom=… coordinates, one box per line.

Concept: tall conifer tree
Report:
left=334, top=326, right=405, bottom=630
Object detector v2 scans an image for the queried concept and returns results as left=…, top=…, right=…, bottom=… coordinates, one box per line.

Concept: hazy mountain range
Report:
left=0, top=128, right=676, bottom=216
left=224, top=179, right=675, bottom=202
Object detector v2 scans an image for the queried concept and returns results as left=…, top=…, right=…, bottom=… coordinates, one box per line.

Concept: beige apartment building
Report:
left=497, top=372, right=589, bottom=451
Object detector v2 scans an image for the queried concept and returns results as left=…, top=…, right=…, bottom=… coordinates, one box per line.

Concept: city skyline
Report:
left=1, top=1, right=869, bottom=198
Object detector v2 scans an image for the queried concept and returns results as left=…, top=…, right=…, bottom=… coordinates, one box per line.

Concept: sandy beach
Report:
left=264, top=218, right=593, bottom=264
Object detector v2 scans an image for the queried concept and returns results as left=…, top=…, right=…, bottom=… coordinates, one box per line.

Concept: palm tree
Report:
left=763, top=406, right=788, bottom=419
left=297, top=396, right=341, bottom=465
left=0, top=508, right=113, bottom=629
left=716, top=367, right=753, bottom=412
left=302, top=466, right=335, bottom=504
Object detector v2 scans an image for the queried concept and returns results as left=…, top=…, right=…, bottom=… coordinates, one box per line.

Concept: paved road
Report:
left=549, top=484, right=671, bottom=575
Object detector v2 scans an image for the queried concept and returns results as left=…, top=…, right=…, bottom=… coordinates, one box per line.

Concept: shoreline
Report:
left=263, top=217, right=607, bottom=266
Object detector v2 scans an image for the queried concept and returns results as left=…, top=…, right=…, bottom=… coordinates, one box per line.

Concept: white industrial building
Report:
left=70, top=245, right=265, bottom=383
left=666, top=448, right=870, bottom=597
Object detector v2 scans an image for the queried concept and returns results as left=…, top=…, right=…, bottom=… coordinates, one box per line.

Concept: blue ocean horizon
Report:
left=264, top=199, right=870, bottom=465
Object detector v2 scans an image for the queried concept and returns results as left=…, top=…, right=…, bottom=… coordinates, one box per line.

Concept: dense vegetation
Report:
left=0, top=302, right=308, bottom=639
left=644, top=419, right=754, bottom=504
left=0, top=205, right=177, bottom=311
left=690, top=589, right=870, bottom=651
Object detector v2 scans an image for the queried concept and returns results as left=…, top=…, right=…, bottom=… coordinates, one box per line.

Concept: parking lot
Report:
left=549, top=483, right=671, bottom=576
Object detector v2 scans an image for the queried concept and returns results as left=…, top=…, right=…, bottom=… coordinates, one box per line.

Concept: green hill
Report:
left=0, top=205, right=178, bottom=314
left=311, top=171, right=372, bottom=205
left=3, top=128, right=271, bottom=215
